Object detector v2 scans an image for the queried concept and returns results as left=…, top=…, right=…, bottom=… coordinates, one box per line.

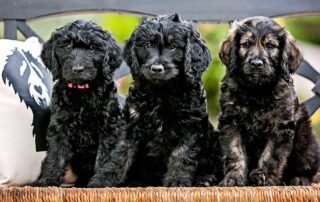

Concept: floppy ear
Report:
left=281, top=30, right=302, bottom=74
left=184, top=22, right=212, bottom=83
left=102, top=36, right=123, bottom=82
left=123, top=31, right=140, bottom=80
left=219, top=32, right=240, bottom=75
left=219, top=34, right=234, bottom=66
left=41, top=35, right=60, bottom=80
left=219, top=21, right=242, bottom=75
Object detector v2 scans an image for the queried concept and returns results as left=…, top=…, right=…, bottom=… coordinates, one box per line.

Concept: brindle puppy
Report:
left=218, top=16, right=320, bottom=186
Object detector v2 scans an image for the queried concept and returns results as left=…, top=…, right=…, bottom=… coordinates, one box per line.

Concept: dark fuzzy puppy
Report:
left=33, top=20, right=123, bottom=187
left=90, top=14, right=220, bottom=187
left=218, top=16, right=320, bottom=186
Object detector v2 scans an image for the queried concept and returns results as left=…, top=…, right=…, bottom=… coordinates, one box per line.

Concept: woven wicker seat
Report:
left=1, top=185, right=320, bottom=202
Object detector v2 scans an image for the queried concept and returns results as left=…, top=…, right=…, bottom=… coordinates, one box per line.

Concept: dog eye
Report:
left=66, top=44, right=73, bottom=49
left=145, top=42, right=153, bottom=48
left=267, top=43, right=276, bottom=49
left=89, top=45, right=95, bottom=50
left=242, top=42, right=250, bottom=48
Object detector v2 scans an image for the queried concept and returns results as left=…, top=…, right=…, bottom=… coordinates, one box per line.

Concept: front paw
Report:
left=195, top=175, right=218, bottom=187
left=163, top=177, right=192, bottom=187
left=249, top=169, right=280, bottom=186
left=290, top=176, right=311, bottom=186
left=87, top=176, right=106, bottom=188
left=219, top=173, right=246, bottom=187
left=249, top=169, right=267, bottom=186
left=88, top=173, right=121, bottom=187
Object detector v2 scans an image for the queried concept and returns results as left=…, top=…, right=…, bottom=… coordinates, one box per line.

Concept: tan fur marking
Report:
left=258, top=139, right=274, bottom=168
left=229, top=136, right=246, bottom=175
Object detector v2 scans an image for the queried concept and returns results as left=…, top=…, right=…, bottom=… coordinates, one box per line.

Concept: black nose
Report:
left=72, top=65, right=84, bottom=73
left=151, top=65, right=164, bottom=73
left=250, top=58, right=263, bottom=68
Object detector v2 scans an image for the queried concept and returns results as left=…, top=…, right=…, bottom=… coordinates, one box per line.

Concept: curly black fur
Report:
left=91, top=14, right=221, bottom=187
left=33, top=20, right=123, bottom=187
left=218, top=16, right=320, bottom=186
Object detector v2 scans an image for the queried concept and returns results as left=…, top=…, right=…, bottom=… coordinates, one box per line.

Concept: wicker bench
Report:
left=1, top=0, right=320, bottom=201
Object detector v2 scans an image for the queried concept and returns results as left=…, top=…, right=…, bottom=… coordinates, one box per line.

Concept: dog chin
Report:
left=242, top=70, right=275, bottom=86
left=144, top=74, right=176, bottom=85
left=242, top=74, right=275, bottom=88
left=64, top=77, right=94, bottom=84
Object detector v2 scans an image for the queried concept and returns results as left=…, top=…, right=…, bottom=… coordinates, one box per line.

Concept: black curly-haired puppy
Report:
left=218, top=16, right=320, bottom=186
left=33, top=20, right=123, bottom=187
left=89, top=14, right=220, bottom=187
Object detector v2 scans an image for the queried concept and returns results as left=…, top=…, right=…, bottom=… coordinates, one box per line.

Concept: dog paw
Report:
left=249, top=169, right=267, bottom=186
left=87, top=177, right=105, bottom=188
left=290, top=176, right=311, bottom=186
left=88, top=175, right=116, bottom=188
left=88, top=173, right=123, bottom=187
left=219, top=174, right=246, bottom=187
left=249, top=169, right=281, bottom=186
left=195, top=175, right=218, bottom=187
left=163, top=178, right=192, bottom=187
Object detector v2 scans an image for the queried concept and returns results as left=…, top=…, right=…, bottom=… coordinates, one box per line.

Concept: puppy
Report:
left=33, top=20, right=123, bottom=187
left=218, top=16, right=320, bottom=186
left=91, top=14, right=220, bottom=187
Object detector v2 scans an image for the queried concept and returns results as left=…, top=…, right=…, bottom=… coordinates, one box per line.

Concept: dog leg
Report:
left=87, top=136, right=116, bottom=187
left=219, top=125, right=247, bottom=187
left=33, top=135, right=72, bottom=187
left=163, top=135, right=199, bottom=187
left=249, top=123, right=294, bottom=186
left=88, top=138, right=137, bottom=187
left=88, top=99, right=123, bottom=187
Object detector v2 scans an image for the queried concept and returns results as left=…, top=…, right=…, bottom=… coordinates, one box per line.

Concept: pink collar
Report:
left=67, top=83, right=90, bottom=89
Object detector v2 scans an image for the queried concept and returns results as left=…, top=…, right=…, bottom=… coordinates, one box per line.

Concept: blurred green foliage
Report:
left=98, top=14, right=141, bottom=46
left=198, top=24, right=229, bottom=121
left=284, top=16, right=320, bottom=45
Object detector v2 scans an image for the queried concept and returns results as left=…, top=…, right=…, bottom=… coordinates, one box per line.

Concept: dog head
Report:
left=219, top=16, right=302, bottom=87
left=123, top=14, right=211, bottom=85
left=41, top=20, right=122, bottom=85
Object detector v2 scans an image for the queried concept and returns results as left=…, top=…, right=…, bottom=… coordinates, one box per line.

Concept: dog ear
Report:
left=281, top=30, right=302, bottom=74
left=219, top=21, right=242, bottom=75
left=102, top=36, right=123, bottom=82
left=168, top=13, right=181, bottom=23
left=123, top=31, right=140, bottom=80
left=41, top=35, right=60, bottom=80
left=184, top=22, right=211, bottom=83
left=219, top=34, right=234, bottom=66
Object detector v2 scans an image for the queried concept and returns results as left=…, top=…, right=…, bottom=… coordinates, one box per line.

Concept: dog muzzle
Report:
left=67, top=83, right=90, bottom=89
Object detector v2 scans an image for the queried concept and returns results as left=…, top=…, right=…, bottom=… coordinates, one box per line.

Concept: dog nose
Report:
left=72, top=65, right=84, bottom=73
left=250, top=58, right=263, bottom=68
left=151, top=65, right=164, bottom=73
